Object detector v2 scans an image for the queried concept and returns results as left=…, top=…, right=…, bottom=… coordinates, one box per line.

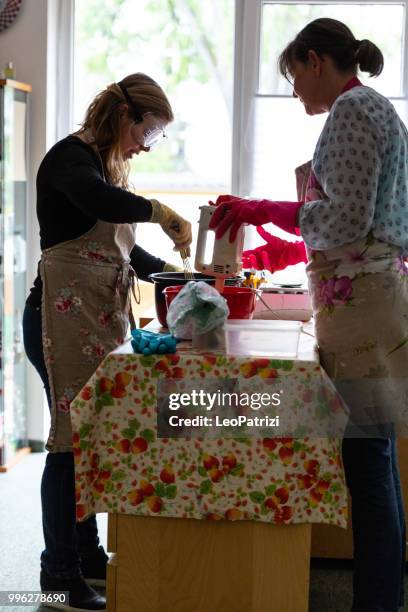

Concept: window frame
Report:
left=48, top=0, right=75, bottom=145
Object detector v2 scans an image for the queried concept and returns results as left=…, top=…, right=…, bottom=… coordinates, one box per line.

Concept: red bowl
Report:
left=149, top=272, right=224, bottom=327
left=163, top=285, right=256, bottom=321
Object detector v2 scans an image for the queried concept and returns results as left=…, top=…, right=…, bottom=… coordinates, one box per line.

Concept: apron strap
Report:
left=116, top=262, right=140, bottom=330
left=127, top=265, right=140, bottom=331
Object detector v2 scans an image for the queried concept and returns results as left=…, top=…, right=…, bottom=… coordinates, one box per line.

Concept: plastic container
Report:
left=164, top=285, right=256, bottom=321
left=149, top=272, right=240, bottom=327
left=254, top=287, right=312, bottom=322
left=224, top=319, right=302, bottom=358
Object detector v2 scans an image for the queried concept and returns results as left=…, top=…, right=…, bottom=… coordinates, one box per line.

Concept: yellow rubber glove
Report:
left=163, top=262, right=183, bottom=272
left=150, top=199, right=192, bottom=254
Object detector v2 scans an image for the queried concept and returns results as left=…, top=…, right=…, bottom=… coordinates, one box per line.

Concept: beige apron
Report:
left=295, top=162, right=408, bottom=434
left=40, top=220, right=138, bottom=451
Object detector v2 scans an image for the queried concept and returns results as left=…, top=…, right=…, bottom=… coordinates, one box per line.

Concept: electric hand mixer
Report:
left=194, top=204, right=246, bottom=292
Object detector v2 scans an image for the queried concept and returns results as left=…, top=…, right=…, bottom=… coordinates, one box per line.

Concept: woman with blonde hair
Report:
left=23, top=72, right=191, bottom=611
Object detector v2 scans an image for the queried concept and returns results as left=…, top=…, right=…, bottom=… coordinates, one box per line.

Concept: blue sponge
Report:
left=131, top=328, right=178, bottom=355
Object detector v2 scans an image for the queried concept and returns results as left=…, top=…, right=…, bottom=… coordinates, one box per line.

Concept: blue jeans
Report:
left=342, top=434, right=406, bottom=611
left=23, top=303, right=101, bottom=579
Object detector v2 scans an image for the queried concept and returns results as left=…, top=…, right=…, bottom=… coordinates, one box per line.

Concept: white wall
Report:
left=0, top=0, right=49, bottom=443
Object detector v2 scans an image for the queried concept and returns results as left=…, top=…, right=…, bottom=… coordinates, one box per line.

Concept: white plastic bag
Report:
left=166, top=281, right=229, bottom=340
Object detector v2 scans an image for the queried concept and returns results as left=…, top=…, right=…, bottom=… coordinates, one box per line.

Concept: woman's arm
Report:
left=46, top=141, right=153, bottom=223
left=299, top=92, right=385, bottom=250
left=129, top=244, right=166, bottom=281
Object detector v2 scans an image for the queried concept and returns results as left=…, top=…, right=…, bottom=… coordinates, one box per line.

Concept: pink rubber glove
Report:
left=242, top=227, right=307, bottom=272
left=209, top=194, right=243, bottom=206
left=209, top=195, right=303, bottom=242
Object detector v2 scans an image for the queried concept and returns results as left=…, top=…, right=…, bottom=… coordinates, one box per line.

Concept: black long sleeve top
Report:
left=26, top=135, right=166, bottom=307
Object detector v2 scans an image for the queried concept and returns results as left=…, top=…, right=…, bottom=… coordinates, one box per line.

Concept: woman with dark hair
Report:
left=211, top=18, right=407, bottom=612
left=23, top=72, right=191, bottom=611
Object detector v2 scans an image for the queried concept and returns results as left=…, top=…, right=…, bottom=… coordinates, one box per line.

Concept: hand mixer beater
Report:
left=169, top=220, right=195, bottom=280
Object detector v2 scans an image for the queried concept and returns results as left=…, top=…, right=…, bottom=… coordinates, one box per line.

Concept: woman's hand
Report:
left=150, top=199, right=192, bottom=254
left=242, top=227, right=307, bottom=272
left=208, top=194, right=303, bottom=242
left=163, top=262, right=183, bottom=272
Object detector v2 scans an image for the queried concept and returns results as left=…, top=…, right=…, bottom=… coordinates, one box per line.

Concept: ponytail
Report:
left=279, top=18, right=384, bottom=80
left=355, top=39, right=383, bottom=77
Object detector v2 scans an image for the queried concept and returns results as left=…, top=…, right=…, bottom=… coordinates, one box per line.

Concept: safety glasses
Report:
left=118, top=81, right=167, bottom=148
left=142, top=125, right=166, bottom=148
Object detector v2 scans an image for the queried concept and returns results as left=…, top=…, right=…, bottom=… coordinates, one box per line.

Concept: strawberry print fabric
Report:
left=71, top=343, right=348, bottom=527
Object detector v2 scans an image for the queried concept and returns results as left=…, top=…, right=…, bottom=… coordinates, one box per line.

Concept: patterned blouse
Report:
left=299, top=84, right=408, bottom=254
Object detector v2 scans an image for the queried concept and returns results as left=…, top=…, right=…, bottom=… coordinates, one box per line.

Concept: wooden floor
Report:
left=0, top=447, right=31, bottom=472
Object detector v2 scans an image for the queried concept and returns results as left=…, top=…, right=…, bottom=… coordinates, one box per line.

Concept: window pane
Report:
left=252, top=97, right=326, bottom=201
left=247, top=96, right=322, bottom=285
left=259, top=3, right=404, bottom=97
left=250, top=97, right=408, bottom=250
left=74, top=0, right=234, bottom=192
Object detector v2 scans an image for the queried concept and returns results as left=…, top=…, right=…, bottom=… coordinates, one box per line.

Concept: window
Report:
left=256, top=2, right=405, bottom=199
left=74, top=0, right=408, bottom=282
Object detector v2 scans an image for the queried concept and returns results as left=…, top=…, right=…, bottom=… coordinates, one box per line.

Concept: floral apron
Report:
left=295, top=161, right=408, bottom=435
left=40, top=220, right=138, bottom=451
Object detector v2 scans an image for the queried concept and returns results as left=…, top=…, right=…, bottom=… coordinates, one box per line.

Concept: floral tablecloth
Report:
left=71, top=333, right=348, bottom=528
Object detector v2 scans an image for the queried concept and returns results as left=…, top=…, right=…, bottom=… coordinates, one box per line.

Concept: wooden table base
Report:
left=107, top=514, right=311, bottom=612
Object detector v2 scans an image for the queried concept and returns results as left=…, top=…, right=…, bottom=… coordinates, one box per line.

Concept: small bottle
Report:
left=4, top=62, right=15, bottom=79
